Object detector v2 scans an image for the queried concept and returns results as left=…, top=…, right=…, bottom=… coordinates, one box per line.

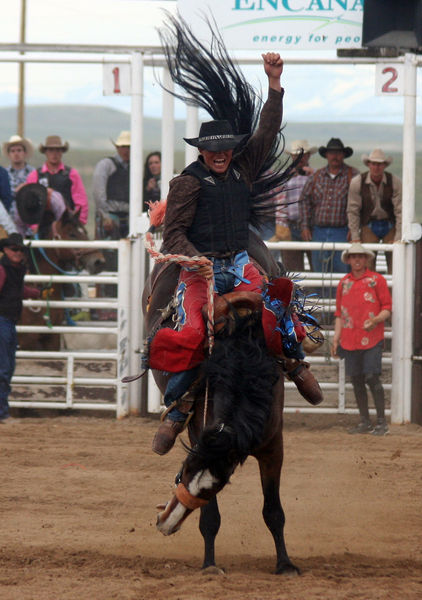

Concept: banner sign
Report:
left=177, top=0, right=364, bottom=51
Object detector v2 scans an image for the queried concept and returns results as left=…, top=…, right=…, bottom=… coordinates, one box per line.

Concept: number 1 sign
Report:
left=375, top=63, right=404, bottom=96
left=103, top=63, right=131, bottom=96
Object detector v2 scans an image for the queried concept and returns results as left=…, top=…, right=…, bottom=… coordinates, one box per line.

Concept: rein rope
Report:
left=144, top=232, right=215, bottom=426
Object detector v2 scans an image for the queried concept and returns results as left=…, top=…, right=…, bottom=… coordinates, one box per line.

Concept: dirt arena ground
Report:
left=1, top=413, right=421, bottom=600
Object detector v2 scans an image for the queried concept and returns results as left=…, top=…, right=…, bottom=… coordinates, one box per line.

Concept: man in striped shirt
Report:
left=300, top=138, right=359, bottom=275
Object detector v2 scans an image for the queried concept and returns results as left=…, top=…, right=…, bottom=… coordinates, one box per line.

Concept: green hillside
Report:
left=2, top=104, right=422, bottom=152
left=1, top=104, right=421, bottom=233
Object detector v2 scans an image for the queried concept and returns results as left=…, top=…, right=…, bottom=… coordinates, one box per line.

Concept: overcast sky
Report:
left=0, top=0, right=420, bottom=126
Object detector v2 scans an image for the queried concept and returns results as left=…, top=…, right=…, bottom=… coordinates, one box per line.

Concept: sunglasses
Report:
left=8, top=247, right=25, bottom=253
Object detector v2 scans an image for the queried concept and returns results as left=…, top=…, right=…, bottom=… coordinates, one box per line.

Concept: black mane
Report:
left=157, top=13, right=300, bottom=228
left=189, top=314, right=279, bottom=473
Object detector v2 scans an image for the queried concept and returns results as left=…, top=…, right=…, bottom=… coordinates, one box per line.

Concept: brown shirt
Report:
left=163, top=87, right=284, bottom=257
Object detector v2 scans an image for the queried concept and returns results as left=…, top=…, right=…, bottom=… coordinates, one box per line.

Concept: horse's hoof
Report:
left=202, top=566, right=226, bottom=576
left=276, top=563, right=301, bottom=576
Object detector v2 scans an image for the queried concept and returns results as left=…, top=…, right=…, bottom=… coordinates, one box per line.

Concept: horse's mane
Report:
left=189, top=314, right=278, bottom=472
left=158, top=13, right=299, bottom=228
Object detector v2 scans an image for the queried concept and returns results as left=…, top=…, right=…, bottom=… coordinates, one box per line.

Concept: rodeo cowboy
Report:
left=143, top=21, right=323, bottom=456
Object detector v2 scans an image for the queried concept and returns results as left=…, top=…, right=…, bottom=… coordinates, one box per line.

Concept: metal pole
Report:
left=128, top=236, right=143, bottom=415
left=128, top=52, right=144, bottom=414
left=391, top=243, right=405, bottom=423
left=185, top=103, right=199, bottom=166
left=129, top=52, right=144, bottom=235
left=161, top=66, right=175, bottom=197
left=400, top=52, right=417, bottom=423
left=117, top=239, right=131, bottom=418
left=17, top=0, right=26, bottom=136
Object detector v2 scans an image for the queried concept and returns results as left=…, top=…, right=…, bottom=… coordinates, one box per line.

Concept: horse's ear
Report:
left=60, top=209, right=72, bottom=225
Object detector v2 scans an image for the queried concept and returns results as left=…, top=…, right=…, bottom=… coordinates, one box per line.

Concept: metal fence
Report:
left=142, top=239, right=395, bottom=418
left=11, top=238, right=131, bottom=418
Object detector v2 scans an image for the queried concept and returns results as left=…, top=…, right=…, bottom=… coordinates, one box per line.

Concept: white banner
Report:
left=178, top=0, right=364, bottom=51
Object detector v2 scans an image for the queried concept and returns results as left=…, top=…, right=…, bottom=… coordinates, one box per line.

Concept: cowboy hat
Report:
left=288, top=139, right=317, bottom=156
left=341, top=242, right=375, bottom=263
left=319, top=138, right=353, bottom=158
left=2, top=135, right=33, bottom=157
left=184, top=120, right=248, bottom=151
left=362, top=148, right=392, bottom=167
left=39, top=135, right=69, bottom=153
left=113, top=130, right=131, bottom=147
left=0, top=232, right=26, bottom=252
left=15, top=183, right=48, bottom=225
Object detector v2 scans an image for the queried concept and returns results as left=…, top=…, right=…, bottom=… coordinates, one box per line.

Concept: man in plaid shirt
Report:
left=299, top=138, right=359, bottom=274
left=270, top=139, right=316, bottom=271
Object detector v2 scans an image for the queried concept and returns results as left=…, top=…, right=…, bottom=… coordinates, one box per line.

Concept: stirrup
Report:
left=160, top=401, right=194, bottom=430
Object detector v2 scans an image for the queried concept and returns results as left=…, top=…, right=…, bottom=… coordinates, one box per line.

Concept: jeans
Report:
left=311, top=225, right=349, bottom=274
left=0, top=316, right=17, bottom=420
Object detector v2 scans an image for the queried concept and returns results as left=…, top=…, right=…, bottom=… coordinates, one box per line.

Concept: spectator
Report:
left=347, top=148, right=401, bottom=273
left=93, top=130, right=131, bottom=239
left=331, top=243, right=392, bottom=436
left=143, top=151, right=161, bottom=209
left=26, top=135, right=88, bottom=224
left=0, top=233, right=40, bottom=423
left=300, top=138, right=359, bottom=274
left=2, top=135, right=35, bottom=197
left=269, top=139, right=316, bottom=271
left=0, top=165, right=12, bottom=214
left=15, top=184, right=66, bottom=237
left=0, top=202, right=18, bottom=237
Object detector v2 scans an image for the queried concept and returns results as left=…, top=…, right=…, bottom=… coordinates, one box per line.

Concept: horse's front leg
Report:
left=199, top=496, right=221, bottom=570
left=258, top=450, right=300, bottom=576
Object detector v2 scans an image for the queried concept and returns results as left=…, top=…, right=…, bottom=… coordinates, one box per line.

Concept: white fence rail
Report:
left=10, top=238, right=131, bottom=418
left=144, top=240, right=395, bottom=417
left=11, top=238, right=396, bottom=420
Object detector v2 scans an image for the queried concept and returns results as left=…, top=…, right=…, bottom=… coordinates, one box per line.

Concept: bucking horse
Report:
left=142, top=231, right=300, bottom=575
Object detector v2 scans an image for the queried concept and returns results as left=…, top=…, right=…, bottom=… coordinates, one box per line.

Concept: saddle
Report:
left=203, top=291, right=262, bottom=335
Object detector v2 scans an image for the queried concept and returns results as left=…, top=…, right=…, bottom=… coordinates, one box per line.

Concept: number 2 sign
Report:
left=103, top=63, right=131, bottom=96
left=375, top=63, right=404, bottom=96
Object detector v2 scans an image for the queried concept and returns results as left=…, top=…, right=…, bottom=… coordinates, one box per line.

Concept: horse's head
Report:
left=156, top=420, right=239, bottom=536
left=53, top=210, right=106, bottom=274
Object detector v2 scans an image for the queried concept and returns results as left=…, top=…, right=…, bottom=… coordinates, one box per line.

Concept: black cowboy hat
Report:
left=0, top=232, right=26, bottom=252
left=184, top=120, right=248, bottom=151
left=319, top=137, right=353, bottom=158
left=16, top=183, right=48, bottom=225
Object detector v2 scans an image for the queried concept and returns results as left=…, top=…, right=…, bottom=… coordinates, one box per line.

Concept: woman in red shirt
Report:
left=331, top=243, right=392, bottom=435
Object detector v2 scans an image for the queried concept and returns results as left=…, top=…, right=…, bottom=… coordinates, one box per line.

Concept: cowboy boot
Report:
left=152, top=391, right=195, bottom=455
left=152, top=419, right=186, bottom=455
left=279, top=357, right=323, bottom=406
left=152, top=369, right=199, bottom=455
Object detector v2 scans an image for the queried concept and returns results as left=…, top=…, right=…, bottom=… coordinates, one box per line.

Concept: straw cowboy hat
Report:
left=362, top=148, right=392, bottom=167
left=39, top=135, right=69, bottom=153
left=2, top=135, right=33, bottom=157
left=319, top=137, right=353, bottom=158
left=288, top=139, right=317, bottom=156
left=341, top=242, right=375, bottom=263
left=16, top=184, right=47, bottom=225
left=184, top=120, right=248, bottom=151
left=113, top=130, right=131, bottom=147
left=0, top=232, right=26, bottom=252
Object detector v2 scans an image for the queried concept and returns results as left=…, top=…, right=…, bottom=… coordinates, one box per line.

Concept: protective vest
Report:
left=360, top=171, right=395, bottom=225
left=106, top=157, right=130, bottom=204
left=0, top=255, right=26, bottom=322
left=183, top=160, right=251, bottom=255
left=37, top=166, right=74, bottom=210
